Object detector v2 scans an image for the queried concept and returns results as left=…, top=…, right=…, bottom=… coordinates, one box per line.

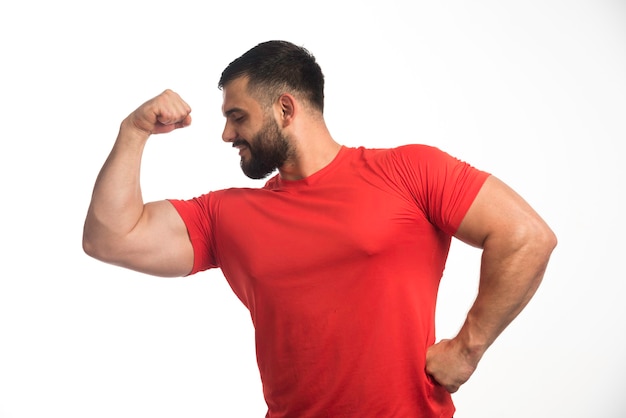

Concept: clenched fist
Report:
left=124, top=89, right=192, bottom=138
left=426, top=338, right=480, bottom=393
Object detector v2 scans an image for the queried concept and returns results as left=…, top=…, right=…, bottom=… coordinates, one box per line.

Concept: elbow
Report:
left=82, top=227, right=117, bottom=263
left=491, top=216, right=557, bottom=267
left=82, top=234, right=97, bottom=259
left=522, top=222, right=557, bottom=295
left=536, top=221, right=558, bottom=259
left=547, top=228, right=558, bottom=254
left=82, top=215, right=103, bottom=260
left=520, top=217, right=558, bottom=266
left=82, top=229, right=104, bottom=261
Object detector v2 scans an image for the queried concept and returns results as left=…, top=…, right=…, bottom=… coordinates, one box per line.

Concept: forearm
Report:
left=426, top=176, right=557, bottom=392
left=83, top=120, right=150, bottom=255
left=455, top=227, right=556, bottom=363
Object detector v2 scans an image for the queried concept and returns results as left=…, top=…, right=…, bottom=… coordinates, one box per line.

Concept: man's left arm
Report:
left=426, top=175, right=557, bottom=393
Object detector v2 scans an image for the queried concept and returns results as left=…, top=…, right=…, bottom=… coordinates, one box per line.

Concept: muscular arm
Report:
left=82, top=90, right=194, bottom=277
left=426, top=175, right=557, bottom=392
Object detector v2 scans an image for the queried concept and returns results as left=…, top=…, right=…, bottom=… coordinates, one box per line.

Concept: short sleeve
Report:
left=387, top=145, right=490, bottom=235
left=168, top=194, right=219, bottom=275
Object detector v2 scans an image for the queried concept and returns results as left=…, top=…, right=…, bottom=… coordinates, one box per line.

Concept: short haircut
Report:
left=218, top=40, right=325, bottom=113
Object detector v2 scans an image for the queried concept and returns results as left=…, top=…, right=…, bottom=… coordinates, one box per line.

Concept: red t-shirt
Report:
left=169, top=145, right=489, bottom=418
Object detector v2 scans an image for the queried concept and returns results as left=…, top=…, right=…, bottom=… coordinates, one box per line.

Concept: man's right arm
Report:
left=82, top=90, right=194, bottom=277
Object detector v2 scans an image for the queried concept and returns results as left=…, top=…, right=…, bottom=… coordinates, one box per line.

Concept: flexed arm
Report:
left=426, top=176, right=557, bottom=392
left=83, top=90, right=194, bottom=277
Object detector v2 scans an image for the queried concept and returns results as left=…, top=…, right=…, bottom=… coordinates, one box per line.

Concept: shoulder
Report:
left=352, top=144, right=455, bottom=171
left=353, top=144, right=448, bottom=159
left=389, top=144, right=454, bottom=162
left=170, top=186, right=262, bottom=211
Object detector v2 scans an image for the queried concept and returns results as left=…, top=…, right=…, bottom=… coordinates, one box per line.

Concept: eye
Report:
left=229, top=114, right=245, bottom=124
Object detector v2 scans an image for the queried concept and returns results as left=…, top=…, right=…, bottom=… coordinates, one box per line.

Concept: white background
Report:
left=1, top=1, right=625, bottom=417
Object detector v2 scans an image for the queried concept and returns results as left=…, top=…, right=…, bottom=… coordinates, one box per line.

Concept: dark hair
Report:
left=218, top=40, right=325, bottom=113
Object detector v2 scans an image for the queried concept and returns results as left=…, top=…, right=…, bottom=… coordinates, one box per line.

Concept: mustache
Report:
left=233, top=139, right=250, bottom=148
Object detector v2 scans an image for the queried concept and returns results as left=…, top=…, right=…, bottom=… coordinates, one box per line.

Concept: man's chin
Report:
left=241, top=162, right=276, bottom=180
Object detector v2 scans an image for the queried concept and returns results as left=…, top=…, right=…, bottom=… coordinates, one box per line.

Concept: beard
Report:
left=235, top=118, right=293, bottom=180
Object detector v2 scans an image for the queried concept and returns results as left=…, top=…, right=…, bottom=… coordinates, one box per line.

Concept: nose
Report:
left=222, top=121, right=236, bottom=143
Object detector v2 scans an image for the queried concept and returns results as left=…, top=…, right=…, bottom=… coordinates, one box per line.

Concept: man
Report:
left=83, top=40, right=556, bottom=417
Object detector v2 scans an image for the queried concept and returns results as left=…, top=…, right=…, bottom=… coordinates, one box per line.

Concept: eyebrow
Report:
left=223, top=107, right=246, bottom=118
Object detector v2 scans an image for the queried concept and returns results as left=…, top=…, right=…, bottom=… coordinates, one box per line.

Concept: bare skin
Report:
left=426, top=175, right=556, bottom=392
left=83, top=79, right=557, bottom=393
left=83, top=89, right=194, bottom=277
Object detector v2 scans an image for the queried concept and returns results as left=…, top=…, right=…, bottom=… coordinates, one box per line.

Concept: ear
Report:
left=275, top=93, right=297, bottom=128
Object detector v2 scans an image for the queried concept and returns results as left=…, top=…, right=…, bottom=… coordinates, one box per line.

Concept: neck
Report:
left=278, top=122, right=342, bottom=181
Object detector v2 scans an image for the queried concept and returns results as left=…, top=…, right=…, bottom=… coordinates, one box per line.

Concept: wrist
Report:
left=454, top=318, right=491, bottom=365
left=118, top=118, right=151, bottom=147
